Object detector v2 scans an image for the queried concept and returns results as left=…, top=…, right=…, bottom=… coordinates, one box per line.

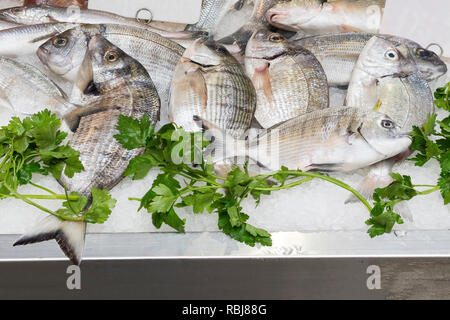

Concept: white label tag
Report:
left=88, top=0, right=202, bottom=24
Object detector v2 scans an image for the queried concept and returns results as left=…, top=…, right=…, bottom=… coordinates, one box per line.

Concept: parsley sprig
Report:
left=0, top=110, right=116, bottom=223
left=115, top=115, right=373, bottom=246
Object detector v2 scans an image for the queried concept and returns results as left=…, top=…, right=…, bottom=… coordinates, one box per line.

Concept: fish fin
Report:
left=305, top=163, right=345, bottom=172
left=186, top=69, right=207, bottom=111
left=14, top=215, right=86, bottom=265
left=252, top=62, right=273, bottom=105
left=345, top=170, right=394, bottom=204
left=250, top=116, right=264, bottom=129
left=193, top=115, right=244, bottom=163
left=64, top=103, right=120, bottom=132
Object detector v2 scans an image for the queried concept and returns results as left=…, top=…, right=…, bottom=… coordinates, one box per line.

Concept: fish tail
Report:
left=14, top=215, right=86, bottom=265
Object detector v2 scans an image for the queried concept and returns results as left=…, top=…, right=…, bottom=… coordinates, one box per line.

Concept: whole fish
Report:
left=202, top=106, right=412, bottom=172
left=0, top=22, right=77, bottom=57
left=245, top=29, right=329, bottom=128
left=14, top=35, right=161, bottom=265
left=37, top=24, right=184, bottom=110
left=0, top=5, right=201, bottom=39
left=293, top=32, right=448, bottom=86
left=0, top=56, right=72, bottom=116
left=266, top=0, right=386, bottom=34
left=345, top=36, right=434, bottom=201
left=170, top=38, right=256, bottom=139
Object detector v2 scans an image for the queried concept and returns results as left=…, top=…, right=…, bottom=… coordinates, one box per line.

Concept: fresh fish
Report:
left=0, top=56, right=72, bottom=116
left=0, top=22, right=77, bottom=57
left=0, top=19, right=20, bottom=30
left=170, top=38, right=256, bottom=139
left=245, top=29, right=329, bottom=128
left=346, top=36, right=417, bottom=108
left=0, top=5, right=201, bottom=39
left=293, top=32, right=448, bottom=86
left=345, top=36, right=434, bottom=201
left=202, top=106, right=412, bottom=172
left=14, top=35, right=161, bottom=265
left=37, top=24, right=185, bottom=110
left=24, top=0, right=89, bottom=8
left=186, top=0, right=255, bottom=40
left=266, top=0, right=386, bottom=34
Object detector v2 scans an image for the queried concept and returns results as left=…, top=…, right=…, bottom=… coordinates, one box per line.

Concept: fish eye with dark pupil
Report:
left=215, top=46, right=227, bottom=54
left=105, top=51, right=119, bottom=62
left=417, top=49, right=432, bottom=58
left=53, top=37, right=67, bottom=47
left=269, top=34, right=283, bottom=42
left=381, top=120, right=394, bottom=129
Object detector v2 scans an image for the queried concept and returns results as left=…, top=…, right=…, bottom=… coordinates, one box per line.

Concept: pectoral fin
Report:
left=252, top=63, right=273, bottom=105
left=305, top=163, right=345, bottom=172
left=64, top=104, right=120, bottom=132
left=186, top=68, right=207, bottom=111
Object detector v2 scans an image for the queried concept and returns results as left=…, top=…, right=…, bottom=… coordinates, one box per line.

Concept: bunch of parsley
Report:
left=0, top=109, right=116, bottom=224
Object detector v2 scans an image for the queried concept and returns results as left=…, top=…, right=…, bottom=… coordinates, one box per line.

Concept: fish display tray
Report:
left=1, top=230, right=450, bottom=299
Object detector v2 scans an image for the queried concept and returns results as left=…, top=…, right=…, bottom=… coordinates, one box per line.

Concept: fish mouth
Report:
left=245, top=51, right=286, bottom=61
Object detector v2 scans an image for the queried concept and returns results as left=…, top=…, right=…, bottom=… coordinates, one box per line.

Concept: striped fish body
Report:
left=240, top=106, right=411, bottom=172
left=170, top=39, right=256, bottom=139
left=82, top=24, right=184, bottom=110
left=245, top=30, right=329, bottom=128
left=60, top=35, right=160, bottom=196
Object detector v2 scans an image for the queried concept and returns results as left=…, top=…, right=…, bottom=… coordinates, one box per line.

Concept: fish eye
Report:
left=53, top=37, right=68, bottom=48
left=385, top=49, right=398, bottom=60
left=269, top=33, right=284, bottom=43
left=12, top=7, right=23, bottom=13
left=381, top=119, right=395, bottom=129
left=417, top=48, right=432, bottom=58
left=215, top=46, right=227, bottom=54
left=104, top=50, right=119, bottom=62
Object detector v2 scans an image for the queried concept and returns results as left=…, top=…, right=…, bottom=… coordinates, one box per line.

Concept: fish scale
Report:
left=170, top=38, right=256, bottom=139
left=245, top=29, right=329, bottom=128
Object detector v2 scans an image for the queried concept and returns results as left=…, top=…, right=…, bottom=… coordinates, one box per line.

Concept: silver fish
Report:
left=0, top=22, right=77, bottom=57
left=37, top=24, right=185, bottom=111
left=345, top=36, right=434, bottom=201
left=293, top=32, right=448, bottom=86
left=14, top=35, right=161, bottom=265
left=266, top=0, right=386, bottom=34
left=0, top=5, right=201, bottom=39
left=203, top=106, right=412, bottom=172
left=245, top=29, right=329, bottom=128
left=170, top=38, right=256, bottom=139
left=0, top=56, right=72, bottom=116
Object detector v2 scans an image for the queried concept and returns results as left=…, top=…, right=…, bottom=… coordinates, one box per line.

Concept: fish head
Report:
left=245, top=29, right=291, bottom=59
left=183, top=38, right=235, bottom=67
left=266, top=0, right=324, bottom=31
left=409, top=44, right=447, bottom=81
left=87, top=35, right=143, bottom=91
left=37, top=28, right=89, bottom=82
left=358, top=36, right=416, bottom=79
left=356, top=112, right=412, bottom=160
left=0, top=6, right=51, bottom=24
